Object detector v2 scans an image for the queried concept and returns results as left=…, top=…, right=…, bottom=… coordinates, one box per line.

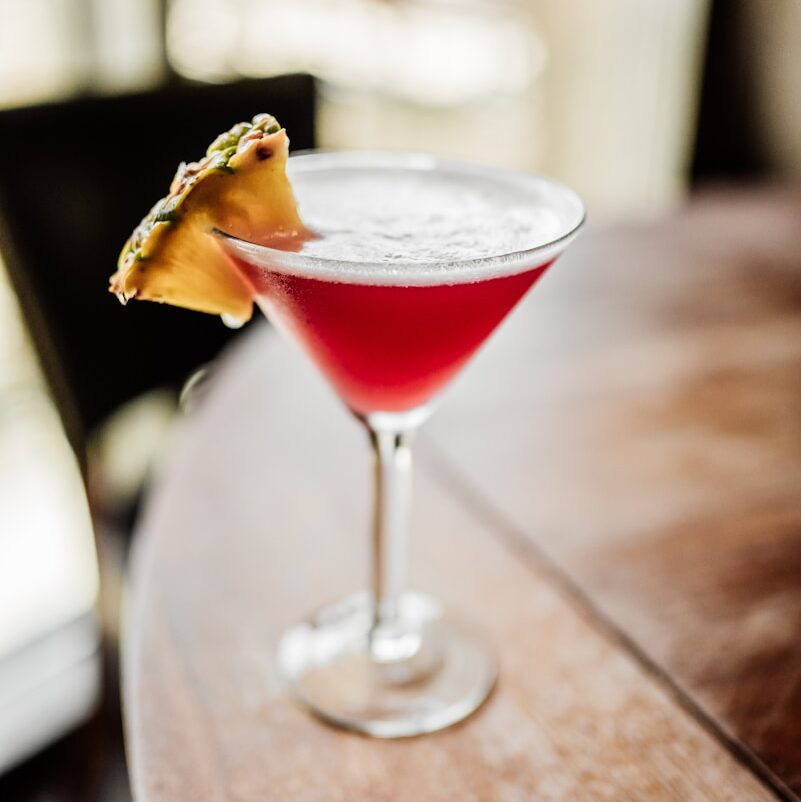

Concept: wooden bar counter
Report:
left=124, top=186, right=801, bottom=801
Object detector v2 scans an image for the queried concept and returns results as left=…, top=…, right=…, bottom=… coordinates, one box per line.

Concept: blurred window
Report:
left=0, top=0, right=713, bottom=213
left=0, top=0, right=163, bottom=109
left=0, top=250, right=100, bottom=772
left=0, top=257, right=97, bottom=666
left=167, top=0, right=539, bottom=106
left=165, top=0, right=711, bottom=215
left=0, top=0, right=86, bottom=107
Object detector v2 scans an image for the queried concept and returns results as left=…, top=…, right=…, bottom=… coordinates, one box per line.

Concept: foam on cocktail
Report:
left=230, top=153, right=583, bottom=286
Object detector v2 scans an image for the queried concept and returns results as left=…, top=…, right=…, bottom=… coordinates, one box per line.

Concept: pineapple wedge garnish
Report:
left=110, top=114, right=305, bottom=322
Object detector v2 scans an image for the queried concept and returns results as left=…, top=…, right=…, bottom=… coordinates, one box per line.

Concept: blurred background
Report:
left=0, top=0, right=798, bottom=799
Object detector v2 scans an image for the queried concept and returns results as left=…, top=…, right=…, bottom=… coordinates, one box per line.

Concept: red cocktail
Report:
left=232, top=257, right=551, bottom=414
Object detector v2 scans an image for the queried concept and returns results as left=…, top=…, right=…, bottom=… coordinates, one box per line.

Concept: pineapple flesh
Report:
left=110, top=114, right=306, bottom=322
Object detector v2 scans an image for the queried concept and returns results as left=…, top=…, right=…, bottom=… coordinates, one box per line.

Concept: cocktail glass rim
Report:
left=215, top=150, right=586, bottom=284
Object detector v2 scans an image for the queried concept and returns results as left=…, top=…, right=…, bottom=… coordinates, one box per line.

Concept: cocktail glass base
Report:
left=277, top=592, right=497, bottom=738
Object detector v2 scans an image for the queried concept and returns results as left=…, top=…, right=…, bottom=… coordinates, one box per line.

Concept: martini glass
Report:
left=218, top=152, right=584, bottom=737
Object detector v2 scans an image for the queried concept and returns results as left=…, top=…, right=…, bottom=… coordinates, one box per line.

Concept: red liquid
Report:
left=233, top=257, right=552, bottom=415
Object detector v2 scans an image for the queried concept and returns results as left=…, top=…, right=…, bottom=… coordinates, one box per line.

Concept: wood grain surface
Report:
left=428, top=185, right=801, bottom=797
left=124, top=186, right=800, bottom=801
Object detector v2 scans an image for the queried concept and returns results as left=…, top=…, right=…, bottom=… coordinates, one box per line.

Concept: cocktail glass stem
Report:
left=366, top=414, right=423, bottom=666
left=370, top=425, right=412, bottom=632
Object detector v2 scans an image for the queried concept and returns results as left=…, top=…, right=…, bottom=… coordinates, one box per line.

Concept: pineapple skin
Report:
left=110, top=115, right=306, bottom=320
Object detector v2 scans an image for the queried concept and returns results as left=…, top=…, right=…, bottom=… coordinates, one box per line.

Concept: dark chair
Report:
left=0, top=75, right=316, bottom=459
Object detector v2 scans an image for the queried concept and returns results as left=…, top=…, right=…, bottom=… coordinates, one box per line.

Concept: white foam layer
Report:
left=221, top=152, right=584, bottom=285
